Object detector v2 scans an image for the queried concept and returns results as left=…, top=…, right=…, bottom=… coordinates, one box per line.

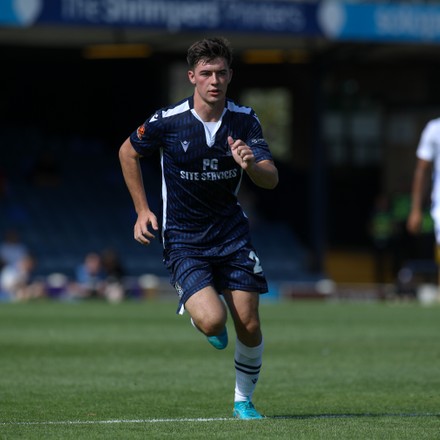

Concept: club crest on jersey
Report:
left=136, top=125, right=146, bottom=140
left=180, top=140, right=190, bottom=152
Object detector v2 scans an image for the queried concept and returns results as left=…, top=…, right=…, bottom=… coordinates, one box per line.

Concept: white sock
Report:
left=234, top=338, right=264, bottom=402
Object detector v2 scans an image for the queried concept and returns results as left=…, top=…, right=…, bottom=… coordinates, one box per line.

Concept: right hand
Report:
left=134, top=210, right=159, bottom=245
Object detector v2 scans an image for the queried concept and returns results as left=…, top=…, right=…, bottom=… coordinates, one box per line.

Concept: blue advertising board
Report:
left=0, top=0, right=319, bottom=35
left=3, top=0, right=440, bottom=43
left=317, top=0, right=440, bottom=43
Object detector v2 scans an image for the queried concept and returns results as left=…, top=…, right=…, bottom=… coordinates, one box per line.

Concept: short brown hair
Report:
left=187, top=37, right=233, bottom=69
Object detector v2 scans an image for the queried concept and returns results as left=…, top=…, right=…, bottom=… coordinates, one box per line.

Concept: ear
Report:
left=228, top=68, right=233, bottom=84
left=188, top=70, right=196, bottom=85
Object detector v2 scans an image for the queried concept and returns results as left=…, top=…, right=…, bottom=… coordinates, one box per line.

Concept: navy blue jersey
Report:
left=130, top=95, right=273, bottom=252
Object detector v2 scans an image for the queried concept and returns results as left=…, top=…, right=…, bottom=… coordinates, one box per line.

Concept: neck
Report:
left=193, top=93, right=225, bottom=122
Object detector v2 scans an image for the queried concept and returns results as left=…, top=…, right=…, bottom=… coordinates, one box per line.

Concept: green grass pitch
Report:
left=1, top=299, right=440, bottom=439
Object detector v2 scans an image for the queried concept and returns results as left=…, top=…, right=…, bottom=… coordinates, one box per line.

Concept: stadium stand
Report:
left=0, top=130, right=319, bottom=298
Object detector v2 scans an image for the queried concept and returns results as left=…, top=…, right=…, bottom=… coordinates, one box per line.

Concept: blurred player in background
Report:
left=119, top=37, right=278, bottom=419
left=407, top=118, right=440, bottom=289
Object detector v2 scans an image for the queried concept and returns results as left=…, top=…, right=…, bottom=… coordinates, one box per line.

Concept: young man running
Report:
left=119, top=37, right=278, bottom=419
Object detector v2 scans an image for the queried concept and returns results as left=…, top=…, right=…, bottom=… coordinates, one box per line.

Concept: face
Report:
left=188, top=57, right=233, bottom=106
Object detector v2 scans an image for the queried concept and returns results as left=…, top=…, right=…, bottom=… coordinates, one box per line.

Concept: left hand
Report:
left=228, top=136, right=255, bottom=168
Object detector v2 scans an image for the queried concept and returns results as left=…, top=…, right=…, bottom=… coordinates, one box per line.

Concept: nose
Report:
left=211, top=73, right=220, bottom=84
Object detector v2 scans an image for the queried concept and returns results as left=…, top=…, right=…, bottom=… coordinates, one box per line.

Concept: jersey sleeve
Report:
left=245, top=112, right=274, bottom=163
left=416, top=119, right=440, bottom=162
left=129, top=111, right=164, bottom=156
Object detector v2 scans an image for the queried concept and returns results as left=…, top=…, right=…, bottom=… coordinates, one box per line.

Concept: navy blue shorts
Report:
left=164, top=242, right=268, bottom=314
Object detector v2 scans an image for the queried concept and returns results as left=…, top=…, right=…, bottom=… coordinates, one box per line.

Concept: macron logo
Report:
left=180, top=141, right=190, bottom=152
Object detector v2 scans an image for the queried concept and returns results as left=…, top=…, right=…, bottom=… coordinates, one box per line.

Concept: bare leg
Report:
left=184, top=285, right=227, bottom=336
left=223, top=289, right=262, bottom=346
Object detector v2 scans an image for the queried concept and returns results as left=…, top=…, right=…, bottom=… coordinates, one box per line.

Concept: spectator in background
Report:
left=390, top=191, right=413, bottom=279
left=0, top=229, right=29, bottom=269
left=101, top=248, right=125, bottom=282
left=0, top=253, right=46, bottom=301
left=369, top=194, right=394, bottom=290
left=70, top=252, right=106, bottom=299
left=101, top=248, right=126, bottom=302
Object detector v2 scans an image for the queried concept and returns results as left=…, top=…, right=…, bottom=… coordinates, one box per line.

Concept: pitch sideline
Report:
left=1, top=417, right=235, bottom=426
left=1, top=413, right=440, bottom=426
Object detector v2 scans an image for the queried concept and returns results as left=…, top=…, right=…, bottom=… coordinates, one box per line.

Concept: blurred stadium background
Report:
left=1, top=0, right=440, bottom=301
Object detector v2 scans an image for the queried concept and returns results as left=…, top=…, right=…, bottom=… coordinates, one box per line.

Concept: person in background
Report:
left=0, top=253, right=46, bottom=301
left=407, top=117, right=440, bottom=290
left=101, top=248, right=125, bottom=282
left=71, top=252, right=106, bottom=299
left=369, top=194, right=394, bottom=292
left=101, top=248, right=126, bottom=302
left=119, top=37, right=278, bottom=419
left=0, top=229, right=29, bottom=269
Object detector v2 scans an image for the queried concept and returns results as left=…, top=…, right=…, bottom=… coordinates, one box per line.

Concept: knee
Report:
left=235, top=318, right=262, bottom=344
left=193, top=313, right=227, bottom=337
left=196, top=319, right=226, bottom=336
left=240, top=319, right=261, bottom=336
left=185, top=287, right=228, bottom=336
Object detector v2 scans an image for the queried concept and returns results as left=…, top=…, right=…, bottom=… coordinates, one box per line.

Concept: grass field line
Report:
left=1, top=417, right=235, bottom=426
left=2, top=413, right=440, bottom=426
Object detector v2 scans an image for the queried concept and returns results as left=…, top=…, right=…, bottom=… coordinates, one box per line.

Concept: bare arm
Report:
left=119, top=138, right=158, bottom=245
left=407, top=158, right=432, bottom=235
left=228, top=136, right=278, bottom=189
